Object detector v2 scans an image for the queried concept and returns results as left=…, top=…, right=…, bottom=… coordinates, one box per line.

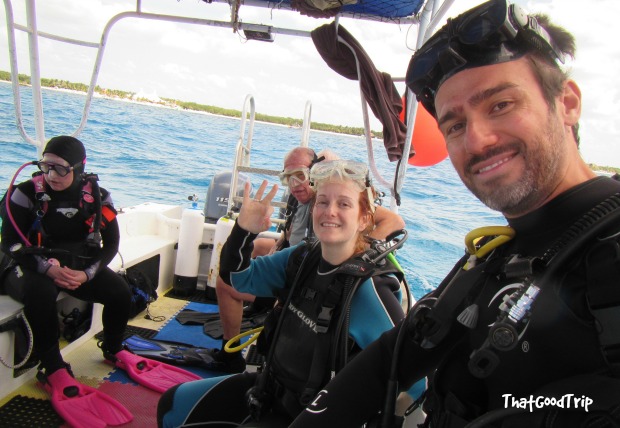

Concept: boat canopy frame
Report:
left=2, top=0, right=455, bottom=211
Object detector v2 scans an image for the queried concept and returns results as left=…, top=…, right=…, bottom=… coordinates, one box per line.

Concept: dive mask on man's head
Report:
left=279, top=167, right=310, bottom=187
left=406, top=0, right=565, bottom=118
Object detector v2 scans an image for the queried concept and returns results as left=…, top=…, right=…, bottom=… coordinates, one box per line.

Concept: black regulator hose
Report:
left=464, top=407, right=529, bottom=428
left=380, top=317, right=409, bottom=428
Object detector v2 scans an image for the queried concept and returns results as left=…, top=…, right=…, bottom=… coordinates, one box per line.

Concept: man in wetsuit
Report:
left=290, top=1, right=620, bottom=427
left=209, top=146, right=405, bottom=373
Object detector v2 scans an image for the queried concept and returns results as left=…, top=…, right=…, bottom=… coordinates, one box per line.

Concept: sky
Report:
left=1, top=0, right=619, bottom=167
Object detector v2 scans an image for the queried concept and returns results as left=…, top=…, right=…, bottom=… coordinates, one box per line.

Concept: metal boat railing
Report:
left=2, top=0, right=454, bottom=213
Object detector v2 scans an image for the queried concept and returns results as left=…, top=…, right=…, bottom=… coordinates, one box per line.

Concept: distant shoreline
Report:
left=0, top=79, right=371, bottom=142
left=49, top=84, right=366, bottom=139
left=0, top=75, right=377, bottom=139
left=3, top=79, right=618, bottom=173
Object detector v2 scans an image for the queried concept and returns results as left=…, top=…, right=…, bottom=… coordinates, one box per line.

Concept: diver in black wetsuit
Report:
left=290, top=1, right=620, bottom=427
left=1, top=136, right=131, bottom=376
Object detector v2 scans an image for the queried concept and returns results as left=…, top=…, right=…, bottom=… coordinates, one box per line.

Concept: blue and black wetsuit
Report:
left=290, top=176, right=620, bottom=427
left=0, top=177, right=132, bottom=373
left=157, top=221, right=424, bottom=427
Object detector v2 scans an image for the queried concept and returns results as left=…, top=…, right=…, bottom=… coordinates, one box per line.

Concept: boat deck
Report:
left=0, top=294, right=235, bottom=427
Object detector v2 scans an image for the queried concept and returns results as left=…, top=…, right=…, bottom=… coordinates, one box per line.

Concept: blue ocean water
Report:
left=0, top=82, right=504, bottom=299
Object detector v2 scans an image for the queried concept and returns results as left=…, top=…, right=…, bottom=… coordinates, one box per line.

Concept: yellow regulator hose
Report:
left=224, top=326, right=264, bottom=353
left=464, top=226, right=516, bottom=270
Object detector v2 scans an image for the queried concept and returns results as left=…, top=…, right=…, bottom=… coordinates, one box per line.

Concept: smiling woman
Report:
left=157, top=166, right=424, bottom=427
left=310, top=160, right=375, bottom=263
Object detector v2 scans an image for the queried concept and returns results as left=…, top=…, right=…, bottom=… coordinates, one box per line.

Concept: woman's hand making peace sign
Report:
left=236, top=180, right=279, bottom=234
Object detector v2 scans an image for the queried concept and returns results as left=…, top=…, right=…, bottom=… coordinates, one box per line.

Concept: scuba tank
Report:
left=205, top=215, right=236, bottom=301
left=173, top=208, right=204, bottom=297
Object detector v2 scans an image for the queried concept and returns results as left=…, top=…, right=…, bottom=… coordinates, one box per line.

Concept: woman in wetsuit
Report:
left=0, top=136, right=132, bottom=395
left=157, top=160, right=423, bottom=427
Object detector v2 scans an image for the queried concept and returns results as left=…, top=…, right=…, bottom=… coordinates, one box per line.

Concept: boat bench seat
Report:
left=0, top=232, right=176, bottom=397
left=0, top=290, right=72, bottom=327
left=108, top=235, right=176, bottom=274
left=0, top=234, right=175, bottom=330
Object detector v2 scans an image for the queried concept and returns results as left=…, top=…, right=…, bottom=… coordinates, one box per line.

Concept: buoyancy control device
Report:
left=247, top=230, right=409, bottom=422
left=2, top=162, right=112, bottom=263
left=378, top=187, right=620, bottom=428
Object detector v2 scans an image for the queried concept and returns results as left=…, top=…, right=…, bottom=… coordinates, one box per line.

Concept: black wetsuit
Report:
left=291, top=176, right=620, bottom=428
left=0, top=177, right=132, bottom=373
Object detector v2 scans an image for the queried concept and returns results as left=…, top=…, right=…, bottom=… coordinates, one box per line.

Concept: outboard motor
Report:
left=203, top=171, right=251, bottom=224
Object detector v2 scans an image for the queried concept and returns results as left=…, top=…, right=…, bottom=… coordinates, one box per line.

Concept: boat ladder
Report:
left=226, top=94, right=312, bottom=229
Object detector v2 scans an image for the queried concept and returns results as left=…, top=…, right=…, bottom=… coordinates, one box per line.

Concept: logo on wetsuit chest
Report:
left=288, top=302, right=317, bottom=333
left=56, top=208, right=79, bottom=218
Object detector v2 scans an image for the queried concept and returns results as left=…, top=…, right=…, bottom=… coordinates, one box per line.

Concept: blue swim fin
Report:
left=123, top=334, right=208, bottom=365
left=122, top=335, right=246, bottom=373
left=124, top=335, right=168, bottom=353
left=110, top=350, right=201, bottom=393
left=39, top=368, right=133, bottom=428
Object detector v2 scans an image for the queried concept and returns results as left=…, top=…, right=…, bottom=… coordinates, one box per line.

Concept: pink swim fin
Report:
left=39, top=368, right=133, bottom=428
left=111, top=349, right=201, bottom=393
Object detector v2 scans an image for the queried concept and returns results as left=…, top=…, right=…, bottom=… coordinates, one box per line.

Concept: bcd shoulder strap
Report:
left=301, top=250, right=403, bottom=405
left=280, top=241, right=322, bottom=301
left=585, top=232, right=620, bottom=377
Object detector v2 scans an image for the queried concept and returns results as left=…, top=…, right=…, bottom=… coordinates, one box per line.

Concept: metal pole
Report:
left=25, top=0, right=45, bottom=156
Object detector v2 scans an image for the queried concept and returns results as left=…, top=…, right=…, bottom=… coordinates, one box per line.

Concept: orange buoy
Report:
left=400, top=97, right=448, bottom=167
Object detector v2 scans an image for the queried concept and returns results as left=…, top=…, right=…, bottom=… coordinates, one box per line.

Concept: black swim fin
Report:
left=202, top=308, right=270, bottom=339
left=175, top=309, right=221, bottom=325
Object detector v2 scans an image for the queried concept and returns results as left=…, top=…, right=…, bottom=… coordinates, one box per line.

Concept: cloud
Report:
left=1, top=0, right=619, bottom=167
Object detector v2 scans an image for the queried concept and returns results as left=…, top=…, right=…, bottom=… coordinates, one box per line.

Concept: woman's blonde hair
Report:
left=354, top=185, right=376, bottom=253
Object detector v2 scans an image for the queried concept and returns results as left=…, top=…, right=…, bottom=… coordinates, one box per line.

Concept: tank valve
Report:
left=188, top=194, right=199, bottom=209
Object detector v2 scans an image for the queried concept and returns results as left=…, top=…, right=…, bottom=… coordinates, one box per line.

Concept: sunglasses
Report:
left=406, top=0, right=564, bottom=117
left=37, top=161, right=75, bottom=177
left=279, top=168, right=310, bottom=187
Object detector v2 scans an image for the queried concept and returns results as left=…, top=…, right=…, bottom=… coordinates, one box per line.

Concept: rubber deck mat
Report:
left=95, top=324, right=159, bottom=342
left=0, top=395, right=64, bottom=427
left=164, top=288, right=217, bottom=304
